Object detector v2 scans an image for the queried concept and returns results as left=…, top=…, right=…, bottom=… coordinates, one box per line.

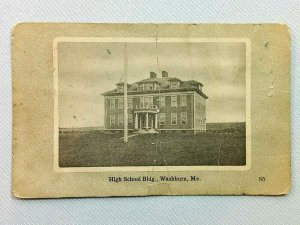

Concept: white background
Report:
left=0, top=0, right=299, bottom=224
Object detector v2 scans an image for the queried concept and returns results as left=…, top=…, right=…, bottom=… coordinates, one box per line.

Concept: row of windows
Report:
left=109, top=95, right=188, bottom=109
left=137, top=83, right=159, bottom=91
left=109, top=112, right=188, bottom=126
left=109, top=98, right=133, bottom=110
left=154, top=95, right=188, bottom=107
left=110, top=114, right=134, bottom=126
left=136, top=82, right=179, bottom=91
left=159, top=112, right=187, bottom=125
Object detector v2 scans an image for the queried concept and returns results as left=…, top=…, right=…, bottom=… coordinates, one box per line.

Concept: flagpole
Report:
left=124, top=43, right=128, bottom=142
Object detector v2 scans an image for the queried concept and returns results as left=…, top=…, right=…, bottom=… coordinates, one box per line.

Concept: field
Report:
left=59, top=123, right=246, bottom=167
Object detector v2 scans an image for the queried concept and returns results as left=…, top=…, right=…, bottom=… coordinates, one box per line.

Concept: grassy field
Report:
left=59, top=126, right=246, bottom=167
left=206, top=122, right=246, bottom=131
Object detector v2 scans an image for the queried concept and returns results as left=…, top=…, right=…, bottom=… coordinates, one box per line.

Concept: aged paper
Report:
left=12, top=23, right=290, bottom=198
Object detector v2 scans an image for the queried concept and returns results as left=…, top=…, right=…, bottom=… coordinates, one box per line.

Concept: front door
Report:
left=139, top=114, right=144, bottom=129
left=139, top=114, right=148, bottom=129
left=149, top=114, right=154, bottom=129
left=138, top=113, right=155, bottom=129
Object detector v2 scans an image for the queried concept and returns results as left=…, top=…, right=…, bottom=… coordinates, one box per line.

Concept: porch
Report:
left=134, top=105, right=159, bottom=131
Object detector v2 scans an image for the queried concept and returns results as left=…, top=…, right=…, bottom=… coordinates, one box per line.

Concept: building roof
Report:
left=168, top=77, right=182, bottom=82
left=184, top=80, right=204, bottom=86
left=102, top=74, right=208, bottom=99
left=136, top=78, right=160, bottom=84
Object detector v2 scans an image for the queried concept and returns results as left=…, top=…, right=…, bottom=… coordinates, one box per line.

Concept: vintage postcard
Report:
left=12, top=23, right=291, bottom=198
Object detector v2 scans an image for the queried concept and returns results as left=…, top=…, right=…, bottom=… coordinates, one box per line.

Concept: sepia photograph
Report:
left=56, top=38, right=250, bottom=169
left=12, top=23, right=290, bottom=198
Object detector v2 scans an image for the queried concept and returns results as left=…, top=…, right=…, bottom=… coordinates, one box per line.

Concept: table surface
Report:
left=0, top=1, right=299, bottom=224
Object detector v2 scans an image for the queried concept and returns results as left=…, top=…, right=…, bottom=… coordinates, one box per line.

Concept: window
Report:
left=171, top=95, right=177, bottom=107
left=128, top=97, right=133, bottom=109
left=159, top=113, right=165, bottom=125
left=180, top=95, right=187, bottom=107
left=138, top=84, right=144, bottom=91
left=139, top=97, right=144, bottom=106
left=180, top=112, right=187, bottom=125
left=118, top=98, right=123, bottom=109
left=159, top=96, right=165, bottom=107
left=197, top=102, right=201, bottom=110
left=144, top=96, right=153, bottom=106
left=118, top=114, right=124, bottom=125
left=128, top=114, right=133, bottom=125
left=110, top=114, right=115, bottom=126
left=171, top=113, right=177, bottom=125
left=110, top=99, right=115, bottom=110
left=196, top=115, right=201, bottom=125
left=144, top=84, right=149, bottom=90
left=117, top=85, right=124, bottom=92
left=149, top=83, right=153, bottom=90
left=170, top=82, right=178, bottom=89
left=198, top=84, right=202, bottom=91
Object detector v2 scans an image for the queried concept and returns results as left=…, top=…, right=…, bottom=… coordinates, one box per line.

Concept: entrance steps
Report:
left=120, top=129, right=159, bottom=140
left=134, top=129, right=159, bottom=134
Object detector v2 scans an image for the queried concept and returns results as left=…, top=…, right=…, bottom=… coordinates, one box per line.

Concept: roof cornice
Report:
left=102, top=88, right=208, bottom=99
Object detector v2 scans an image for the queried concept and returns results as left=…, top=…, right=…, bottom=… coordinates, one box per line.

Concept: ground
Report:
left=59, top=127, right=246, bottom=167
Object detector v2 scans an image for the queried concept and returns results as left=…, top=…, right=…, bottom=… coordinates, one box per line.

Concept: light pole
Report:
left=123, top=43, right=128, bottom=142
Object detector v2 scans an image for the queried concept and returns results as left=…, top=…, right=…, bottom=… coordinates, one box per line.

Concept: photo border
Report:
left=53, top=37, right=251, bottom=173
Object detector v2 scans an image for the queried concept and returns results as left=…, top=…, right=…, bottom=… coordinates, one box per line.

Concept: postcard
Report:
left=12, top=23, right=291, bottom=198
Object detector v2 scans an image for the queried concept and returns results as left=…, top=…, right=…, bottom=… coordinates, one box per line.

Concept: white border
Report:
left=53, top=37, right=251, bottom=172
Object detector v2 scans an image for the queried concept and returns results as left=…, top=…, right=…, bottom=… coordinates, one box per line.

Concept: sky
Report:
left=58, top=41, right=246, bottom=128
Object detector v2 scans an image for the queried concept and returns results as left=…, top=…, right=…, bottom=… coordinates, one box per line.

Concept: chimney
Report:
left=150, top=72, right=157, bottom=78
left=162, top=71, right=168, bottom=78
